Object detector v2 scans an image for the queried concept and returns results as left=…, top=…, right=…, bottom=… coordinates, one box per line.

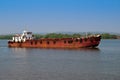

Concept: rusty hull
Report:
left=8, top=36, right=101, bottom=48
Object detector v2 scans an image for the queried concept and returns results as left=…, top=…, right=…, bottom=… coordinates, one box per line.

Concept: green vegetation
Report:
left=0, top=35, right=14, bottom=39
left=34, top=33, right=81, bottom=39
left=0, top=33, right=119, bottom=39
left=101, top=33, right=117, bottom=39
left=35, top=33, right=119, bottom=39
left=35, top=33, right=81, bottom=39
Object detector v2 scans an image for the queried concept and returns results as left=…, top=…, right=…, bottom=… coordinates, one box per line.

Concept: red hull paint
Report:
left=8, top=36, right=101, bottom=48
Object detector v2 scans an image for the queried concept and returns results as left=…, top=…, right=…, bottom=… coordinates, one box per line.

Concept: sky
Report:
left=0, top=0, right=120, bottom=34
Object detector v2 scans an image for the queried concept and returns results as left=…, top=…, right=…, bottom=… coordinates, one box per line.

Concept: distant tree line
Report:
left=0, top=35, right=13, bottom=39
left=101, top=33, right=117, bottom=39
left=28, top=33, right=120, bottom=39
left=34, top=33, right=81, bottom=39
left=0, top=33, right=119, bottom=39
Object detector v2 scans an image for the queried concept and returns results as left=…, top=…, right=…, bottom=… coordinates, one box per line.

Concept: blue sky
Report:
left=0, top=0, right=120, bottom=34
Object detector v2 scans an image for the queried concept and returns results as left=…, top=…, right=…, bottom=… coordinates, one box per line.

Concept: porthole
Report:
left=53, top=41, right=56, bottom=44
left=40, top=41, right=42, bottom=44
left=31, top=42, right=33, bottom=45
left=35, top=41, right=37, bottom=45
left=64, top=41, right=66, bottom=44
left=75, top=39, right=78, bottom=42
left=80, top=39, right=82, bottom=43
left=47, top=41, right=49, bottom=44
left=84, top=38, right=87, bottom=42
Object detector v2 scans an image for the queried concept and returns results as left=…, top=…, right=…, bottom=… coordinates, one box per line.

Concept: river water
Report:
left=0, top=40, right=120, bottom=80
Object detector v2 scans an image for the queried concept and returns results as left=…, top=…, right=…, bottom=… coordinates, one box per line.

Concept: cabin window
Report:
left=47, top=41, right=49, bottom=44
left=64, top=41, right=66, bottom=44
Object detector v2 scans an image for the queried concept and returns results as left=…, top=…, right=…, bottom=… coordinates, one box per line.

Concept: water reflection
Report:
left=62, top=48, right=100, bottom=51
left=10, top=47, right=100, bottom=53
left=79, top=48, right=100, bottom=52
left=10, top=48, right=28, bottom=58
left=36, top=47, right=101, bottom=53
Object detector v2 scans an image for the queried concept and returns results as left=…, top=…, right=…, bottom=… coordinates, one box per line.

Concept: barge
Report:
left=8, top=31, right=101, bottom=48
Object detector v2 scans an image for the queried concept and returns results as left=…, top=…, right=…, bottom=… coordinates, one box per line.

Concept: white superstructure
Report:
left=12, top=30, right=34, bottom=42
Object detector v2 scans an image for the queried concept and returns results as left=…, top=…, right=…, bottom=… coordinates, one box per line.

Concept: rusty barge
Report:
left=8, top=31, right=101, bottom=48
